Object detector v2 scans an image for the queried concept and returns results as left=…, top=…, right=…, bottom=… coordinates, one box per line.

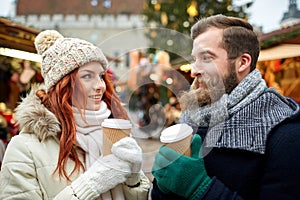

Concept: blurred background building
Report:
left=11, top=0, right=147, bottom=79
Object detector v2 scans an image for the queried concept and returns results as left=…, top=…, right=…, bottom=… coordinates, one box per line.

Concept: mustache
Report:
left=179, top=87, right=211, bottom=110
left=179, top=76, right=226, bottom=110
left=192, top=75, right=224, bottom=90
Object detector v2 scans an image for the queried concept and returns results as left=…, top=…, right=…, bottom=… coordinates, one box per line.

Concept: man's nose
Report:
left=190, top=63, right=198, bottom=77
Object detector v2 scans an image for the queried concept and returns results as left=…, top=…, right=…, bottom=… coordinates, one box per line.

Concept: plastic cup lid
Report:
left=160, top=123, right=193, bottom=143
left=101, top=119, right=132, bottom=129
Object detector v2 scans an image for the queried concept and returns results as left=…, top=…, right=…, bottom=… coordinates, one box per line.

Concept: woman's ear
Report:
left=237, top=53, right=251, bottom=73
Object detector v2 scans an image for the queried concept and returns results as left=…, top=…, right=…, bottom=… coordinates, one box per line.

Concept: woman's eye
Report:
left=81, top=74, right=92, bottom=79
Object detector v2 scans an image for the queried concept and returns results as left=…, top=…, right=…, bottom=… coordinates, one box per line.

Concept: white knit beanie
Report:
left=34, top=30, right=108, bottom=91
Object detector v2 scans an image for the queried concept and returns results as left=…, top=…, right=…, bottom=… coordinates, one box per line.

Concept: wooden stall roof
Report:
left=258, top=44, right=300, bottom=61
left=259, top=22, right=300, bottom=49
left=0, top=17, right=40, bottom=53
left=0, top=17, right=121, bottom=62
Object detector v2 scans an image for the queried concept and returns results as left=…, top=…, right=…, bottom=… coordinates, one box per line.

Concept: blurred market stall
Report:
left=257, top=22, right=300, bottom=103
left=0, top=17, right=42, bottom=145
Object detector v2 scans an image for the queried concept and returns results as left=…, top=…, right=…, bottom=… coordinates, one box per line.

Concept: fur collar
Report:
left=14, top=84, right=61, bottom=141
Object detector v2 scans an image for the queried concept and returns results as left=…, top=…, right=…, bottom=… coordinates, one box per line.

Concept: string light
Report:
left=187, top=1, right=198, bottom=17
left=180, top=64, right=191, bottom=72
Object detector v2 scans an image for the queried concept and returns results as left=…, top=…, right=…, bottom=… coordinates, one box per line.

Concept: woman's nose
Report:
left=94, top=78, right=105, bottom=90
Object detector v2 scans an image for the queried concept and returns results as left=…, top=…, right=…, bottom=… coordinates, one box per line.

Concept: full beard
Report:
left=179, top=64, right=238, bottom=111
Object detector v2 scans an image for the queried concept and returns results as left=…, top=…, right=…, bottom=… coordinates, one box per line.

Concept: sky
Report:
left=0, top=0, right=297, bottom=33
left=241, top=0, right=295, bottom=32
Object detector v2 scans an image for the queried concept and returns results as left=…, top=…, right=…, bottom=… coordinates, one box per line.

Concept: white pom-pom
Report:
left=34, top=30, right=63, bottom=55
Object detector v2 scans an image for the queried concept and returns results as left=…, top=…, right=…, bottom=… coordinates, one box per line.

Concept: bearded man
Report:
left=151, top=14, right=300, bottom=200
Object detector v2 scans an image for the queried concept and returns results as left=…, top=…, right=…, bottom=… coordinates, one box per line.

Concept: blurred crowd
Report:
left=126, top=49, right=186, bottom=133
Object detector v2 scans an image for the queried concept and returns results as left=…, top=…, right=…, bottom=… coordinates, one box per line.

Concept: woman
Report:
left=0, top=30, right=150, bottom=199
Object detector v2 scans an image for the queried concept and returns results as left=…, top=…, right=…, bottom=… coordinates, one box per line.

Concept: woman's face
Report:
left=76, top=62, right=106, bottom=110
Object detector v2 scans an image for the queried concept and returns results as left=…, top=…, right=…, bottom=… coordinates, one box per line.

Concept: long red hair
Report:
left=36, top=68, right=128, bottom=181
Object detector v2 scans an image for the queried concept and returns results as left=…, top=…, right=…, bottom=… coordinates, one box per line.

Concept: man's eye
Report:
left=202, top=54, right=213, bottom=62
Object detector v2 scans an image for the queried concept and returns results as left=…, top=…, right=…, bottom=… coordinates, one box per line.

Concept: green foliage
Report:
left=143, top=0, right=252, bottom=61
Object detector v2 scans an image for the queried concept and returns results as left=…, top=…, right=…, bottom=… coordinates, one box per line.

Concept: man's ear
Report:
left=237, top=53, right=251, bottom=73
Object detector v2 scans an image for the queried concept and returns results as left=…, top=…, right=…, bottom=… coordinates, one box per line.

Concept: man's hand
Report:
left=152, top=134, right=212, bottom=199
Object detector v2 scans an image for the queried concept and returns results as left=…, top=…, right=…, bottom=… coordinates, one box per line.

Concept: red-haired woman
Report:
left=0, top=30, right=150, bottom=200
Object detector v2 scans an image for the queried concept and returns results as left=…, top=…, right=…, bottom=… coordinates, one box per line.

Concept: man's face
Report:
left=179, top=27, right=238, bottom=109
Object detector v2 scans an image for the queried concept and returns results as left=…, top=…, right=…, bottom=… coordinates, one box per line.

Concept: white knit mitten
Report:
left=71, top=154, right=131, bottom=198
left=112, top=137, right=142, bottom=186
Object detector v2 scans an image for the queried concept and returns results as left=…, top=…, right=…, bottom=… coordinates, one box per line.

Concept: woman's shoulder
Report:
left=8, top=132, right=44, bottom=148
left=2, top=133, right=38, bottom=164
left=9, top=132, right=59, bottom=149
left=9, top=133, right=39, bottom=146
left=3, top=133, right=59, bottom=165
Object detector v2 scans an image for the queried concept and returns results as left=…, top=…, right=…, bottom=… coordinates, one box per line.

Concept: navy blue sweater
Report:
left=151, top=110, right=300, bottom=200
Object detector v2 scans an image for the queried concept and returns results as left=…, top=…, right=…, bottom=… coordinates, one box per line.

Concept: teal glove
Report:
left=152, top=134, right=212, bottom=199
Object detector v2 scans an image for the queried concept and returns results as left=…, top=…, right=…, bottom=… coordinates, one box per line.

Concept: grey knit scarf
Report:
left=180, top=69, right=299, bottom=154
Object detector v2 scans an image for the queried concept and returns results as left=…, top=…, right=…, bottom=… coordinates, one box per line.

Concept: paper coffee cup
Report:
left=101, top=119, right=132, bottom=155
left=160, top=123, right=193, bottom=156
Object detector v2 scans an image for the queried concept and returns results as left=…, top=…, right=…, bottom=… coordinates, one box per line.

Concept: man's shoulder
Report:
left=267, top=112, right=300, bottom=150
left=277, top=111, right=300, bottom=131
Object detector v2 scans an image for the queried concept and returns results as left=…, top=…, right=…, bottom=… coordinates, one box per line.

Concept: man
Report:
left=151, top=14, right=300, bottom=200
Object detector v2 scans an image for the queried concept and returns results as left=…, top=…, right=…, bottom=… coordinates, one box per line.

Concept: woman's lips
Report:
left=88, top=94, right=102, bottom=102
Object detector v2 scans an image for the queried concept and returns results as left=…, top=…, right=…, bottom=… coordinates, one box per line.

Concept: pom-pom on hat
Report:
left=34, top=30, right=108, bottom=91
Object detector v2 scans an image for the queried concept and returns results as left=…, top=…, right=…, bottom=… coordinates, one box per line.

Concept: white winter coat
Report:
left=0, top=86, right=150, bottom=199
